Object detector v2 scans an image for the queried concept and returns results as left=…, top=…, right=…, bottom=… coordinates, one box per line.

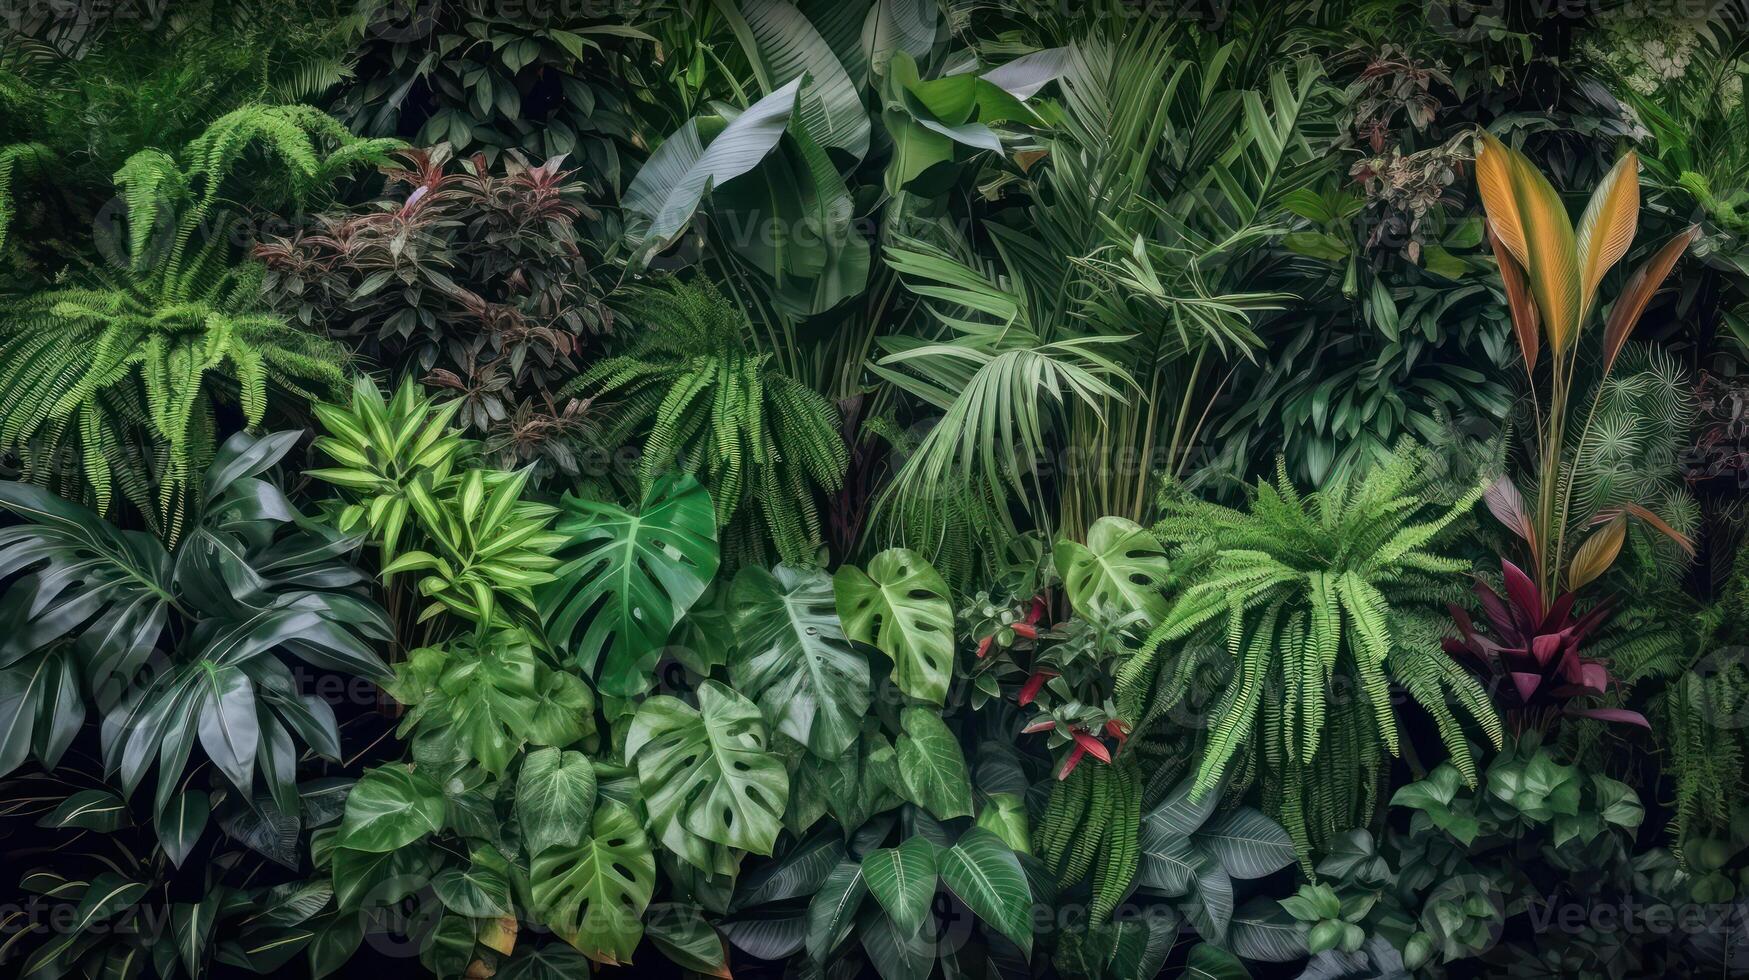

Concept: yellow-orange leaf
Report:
left=479, top=916, right=518, bottom=956
left=1568, top=515, right=1626, bottom=592
left=1475, top=132, right=1528, bottom=267
left=1502, top=140, right=1581, bottom=354
left=1576, top=151, right=1640, bottom=322
left=1601, top=226, right=1699, bottom=377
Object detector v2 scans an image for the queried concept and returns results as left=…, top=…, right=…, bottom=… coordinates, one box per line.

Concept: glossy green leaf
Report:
left=528, top=799, right=656, bottom=966
left=540, top=474, right=719, bottom=697
left=627, top=681, right=790, bottom=862
left=860, top=835, right=937, bottom=936
left=834, top=549, right=955, bottom=705
left=517, top=747, right=598, bottom=857
left=938, top=827, right=1032, bottom=955
left=335, top=765, right=445, bottom=852
left=731, top=564, right=869, bottom=757
left=895, top=707, right=973, bottom=819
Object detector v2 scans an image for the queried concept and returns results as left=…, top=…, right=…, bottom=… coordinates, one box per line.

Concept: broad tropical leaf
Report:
left=626, top=681, right=790, bottom=861
left=540, top=474, right=720, bottom=696
left=731, top=564, right=870, bottom=757
left=1054, top=516, right=1172, bottom=626
left=528, top=800, right=657, bottom=966
left=516, top=747, right=598, bottom=857
left=860, top=835, right=937, bottom=936
left=895, top=707, right=973, bottom=819
left=938, top=827, right=1032, bottom=955
left=834, top=548, right=955, bottom=705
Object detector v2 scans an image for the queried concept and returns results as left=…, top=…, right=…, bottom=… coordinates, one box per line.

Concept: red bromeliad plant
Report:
left=1473, top=132, right=1697, bottom=607
left=1444, top=559, right=1648, bottom=734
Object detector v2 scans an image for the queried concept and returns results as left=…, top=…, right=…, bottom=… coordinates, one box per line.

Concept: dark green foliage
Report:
left=565, top=281, right=847, bottom=566
left=1121, top=444, right=1501, bottom=855
left=257, top=143, right=612, bottom=476
left=0, top=105, right=396, bottom=536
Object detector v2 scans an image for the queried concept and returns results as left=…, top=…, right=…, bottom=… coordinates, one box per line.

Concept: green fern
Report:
left=0, top=105, right=395, bottom=537
left=0, top=142, right=51, bottom=254
left=1118, top=442, right=1502, bottom=856
left=564, top=281, right=848, bottom=567
left=1034, top=757, right=1140, bottom=922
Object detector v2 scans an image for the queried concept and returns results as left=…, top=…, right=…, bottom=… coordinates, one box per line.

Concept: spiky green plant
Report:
left=1117, top=442, right=1502, bottom=855
left=0, top=104, right=397, bottom=538
left=563, top=281, right=847, bottom=567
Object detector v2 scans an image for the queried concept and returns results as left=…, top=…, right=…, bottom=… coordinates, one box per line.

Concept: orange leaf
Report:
left=1603, top=501, right=1697, bottom=557
left=1576, top=151, right=1640, bottom=322
left=1601, top=226, right=1699, bottom=377
left=1488, top=227, right=1539, bottom=376
left=1568, top=515, right=1625, bottom=592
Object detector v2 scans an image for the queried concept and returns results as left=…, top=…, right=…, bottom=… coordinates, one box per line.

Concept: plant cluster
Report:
left=3, top=2, right=1749, bottom=980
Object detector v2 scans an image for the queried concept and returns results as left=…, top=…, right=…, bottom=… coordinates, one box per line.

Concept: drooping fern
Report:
left=1034, top=756, right=1141, bottom=922
left=563, top=281, right=847, bottom=567
left=0, top=142, right=51, bottom=254
left=0, top=105, right=396, bottom=538
left=1117, top=442, right=1502, bottom=856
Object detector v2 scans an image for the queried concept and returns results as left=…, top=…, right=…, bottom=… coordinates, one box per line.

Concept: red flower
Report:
left=1057, top=743, right=1087, bottom=779
left=1017, top=670, right=1055, bottom=705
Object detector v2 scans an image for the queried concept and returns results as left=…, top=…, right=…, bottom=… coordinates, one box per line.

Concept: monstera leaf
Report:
left=528, top=799, right=657, bottom=966
left=1053, top=517, right=1171, bottom=627
left=730, top=564, right=870, bottom=758
left=834, top=549, right=955, bottom=705
left=539, top=474, right=719, bottom=697
left=626, top=681, right=790, bottom=863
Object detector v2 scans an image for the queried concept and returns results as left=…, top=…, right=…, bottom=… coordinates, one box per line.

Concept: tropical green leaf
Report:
left=335, top=765, right=445, bottom=853
left=834, top=548, right=955, bottom=705
left=528, top=800, right=657, bottom=966
left=860, top=835, right=938, bottom=936
left=895, top=707, right=973, bottom=819
left=540, top=474, right=719, bottom=696
left=1054, top=516, right=1172, bottom=626
left=626, top=681, right=790, bottom=862
left=516, top=747, right=599, bottom=857
left=938, top=827, right=1032, bottom=955
left=731, top=564, right=869, bottom=757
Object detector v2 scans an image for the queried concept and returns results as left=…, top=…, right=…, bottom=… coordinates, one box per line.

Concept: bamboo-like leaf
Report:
left=1600, top=226, right=1699, bottom=376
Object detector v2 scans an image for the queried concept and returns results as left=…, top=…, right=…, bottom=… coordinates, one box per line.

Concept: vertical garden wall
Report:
left=2, top=1, right=1749, bottom=977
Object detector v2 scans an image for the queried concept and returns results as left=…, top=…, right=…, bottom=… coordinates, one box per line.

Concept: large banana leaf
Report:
left=714, top=0, right=870, bottom=160
left=730, top=564, right=870, bottom=758
left=623, top=77, right=803, bottom=261
left=538, top=474, right=720, bottom=697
